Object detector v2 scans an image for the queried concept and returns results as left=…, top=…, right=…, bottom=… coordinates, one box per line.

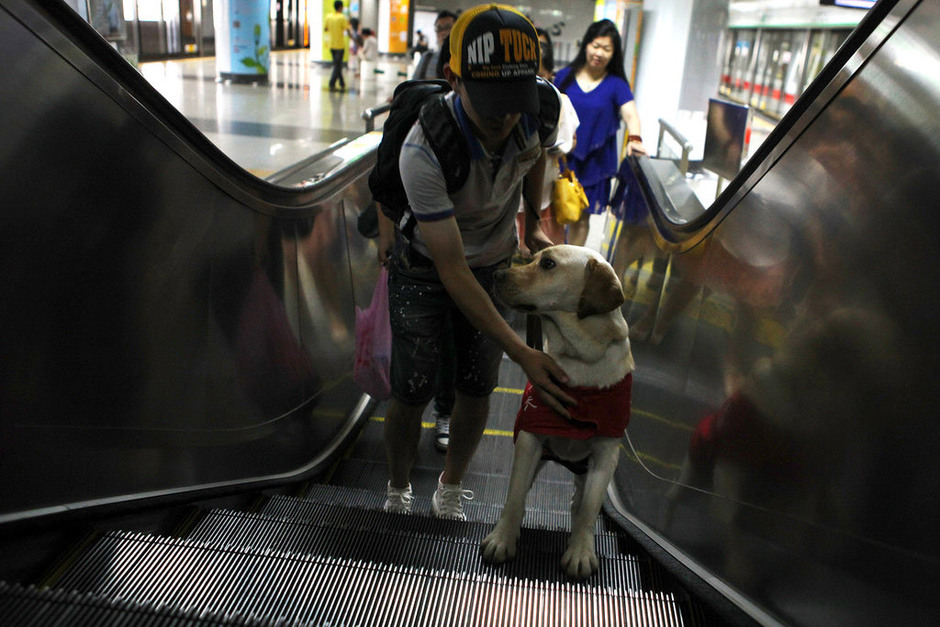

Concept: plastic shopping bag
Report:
left=353, top=267, right=392, bottom=399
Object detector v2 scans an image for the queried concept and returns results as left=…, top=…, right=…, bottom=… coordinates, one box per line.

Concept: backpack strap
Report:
left=418, top=95, right=471, bottom=194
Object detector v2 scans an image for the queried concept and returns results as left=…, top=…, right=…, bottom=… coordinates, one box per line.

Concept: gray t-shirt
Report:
left=399, top=92, right=558, bottom=268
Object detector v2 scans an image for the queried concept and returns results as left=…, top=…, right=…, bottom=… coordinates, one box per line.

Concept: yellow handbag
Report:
left=552, top=156, right=589, bottom=225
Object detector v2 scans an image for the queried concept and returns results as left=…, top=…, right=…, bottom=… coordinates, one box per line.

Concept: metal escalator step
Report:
left=260, top=495, right=610, bottom=542
left=326, top=459, right=582, bottom=531
left=185, top=504, right=645, bottom=591
left=0, top=581, right=229, bottom=626
left=21, top=532, right=686, bottom=626
left=287, top=481, right=597, bottom=533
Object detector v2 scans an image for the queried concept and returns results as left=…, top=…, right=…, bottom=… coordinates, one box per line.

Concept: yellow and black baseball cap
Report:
left=449, top=4, right=540, bottom=117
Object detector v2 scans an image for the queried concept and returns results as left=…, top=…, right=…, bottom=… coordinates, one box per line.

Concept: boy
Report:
left=379, top=4, right=575, bottom=520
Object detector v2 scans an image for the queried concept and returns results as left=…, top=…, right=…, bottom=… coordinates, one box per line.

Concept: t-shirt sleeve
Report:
left=555, top=94, right=580, bottom=155
left=614, top=76, right=634, bottom=107
left=399, top=125, right=454, bottom=222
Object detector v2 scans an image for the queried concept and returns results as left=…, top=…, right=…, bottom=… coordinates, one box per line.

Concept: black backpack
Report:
left=363, top=77, right=561, bottom=239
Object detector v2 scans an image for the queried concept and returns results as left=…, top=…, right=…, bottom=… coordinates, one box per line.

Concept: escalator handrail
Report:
left=15, top=0, right=380, bottom=215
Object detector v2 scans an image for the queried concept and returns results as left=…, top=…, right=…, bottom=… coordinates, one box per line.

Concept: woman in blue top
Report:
left=554, top=20, right=647, bottom=247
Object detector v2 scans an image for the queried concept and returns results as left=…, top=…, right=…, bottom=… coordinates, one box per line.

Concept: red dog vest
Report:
left=514, top=373, right=633, bottom=441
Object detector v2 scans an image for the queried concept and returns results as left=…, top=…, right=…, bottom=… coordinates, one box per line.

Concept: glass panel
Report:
left=749, top=30, right=778, bottom=109
left=779, top=30, right=810, bottom=116
left=138, top=0, right=162, bottom=21
left=162, top=0, right=181, bottom=54
left=718, top=33, right=736, bottom=98
left=728, top=29, right=757, bottom=102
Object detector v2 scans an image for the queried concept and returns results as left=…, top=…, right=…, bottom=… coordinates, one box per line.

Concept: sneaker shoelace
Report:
left=436, top=416, right=450, bottom=435
left=386, top=484, right=414, bottom=511
left=435, top=483, right=473, bottom=518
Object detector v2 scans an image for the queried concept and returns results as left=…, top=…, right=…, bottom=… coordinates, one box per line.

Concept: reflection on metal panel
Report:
left=0, top=0, right=376, bottom=522
left=617, top=0, right=940, bottom=623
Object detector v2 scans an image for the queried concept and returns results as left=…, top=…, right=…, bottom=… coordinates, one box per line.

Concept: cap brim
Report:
left=463, top=78, right=539, bottom=117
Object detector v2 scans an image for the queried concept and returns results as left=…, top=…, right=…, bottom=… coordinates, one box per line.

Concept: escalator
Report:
left=0, top=378, right=727, bottom=625
left=2, top=0, right=939, bottom=624
left=0, top=0, right=730, bottom=623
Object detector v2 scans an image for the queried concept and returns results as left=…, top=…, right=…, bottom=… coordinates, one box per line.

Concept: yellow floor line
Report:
left=368, top=416, right=513, bottom=438
left=367, top=417, right=681, bottom=469
left=632, top=408, right=695, bottom=432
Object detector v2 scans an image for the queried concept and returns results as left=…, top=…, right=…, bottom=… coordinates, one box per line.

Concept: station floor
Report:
left=139, top=49, right=411, bottom=179
left=138, top=49, right=774, bottom=253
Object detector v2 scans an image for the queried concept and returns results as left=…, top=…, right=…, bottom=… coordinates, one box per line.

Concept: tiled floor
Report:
left=139, top=50, right=413, bottom=178
left=137, top=49, right=774, bottom=253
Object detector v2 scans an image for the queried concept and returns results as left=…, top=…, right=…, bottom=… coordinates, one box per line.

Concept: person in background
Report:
left=516, top=27, right=578, bottom=251
left=379, top=4, right=572, bottom=521
left=554, top=19, right=647, bottom=246
left=348, top=17, right=362, bottom=78
left=414, top=30, right=429, bottom=54
left=413, top=10, right=458, bottom=80
left=426, top=29, right=458, bottom=454
left=359, top=28, right=378, bottom=63
left=324, top=1, right=350, bottom=92
left=409, top=18, right=457, bottom=454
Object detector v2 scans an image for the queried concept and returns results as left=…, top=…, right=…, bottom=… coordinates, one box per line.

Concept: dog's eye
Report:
left=538, top=257, right=556, bottom=270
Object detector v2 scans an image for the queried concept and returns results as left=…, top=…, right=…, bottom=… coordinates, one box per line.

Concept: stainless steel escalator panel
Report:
left=0, top=0, right=381, bottom=523
left=615, top=0, right=940, bottom=623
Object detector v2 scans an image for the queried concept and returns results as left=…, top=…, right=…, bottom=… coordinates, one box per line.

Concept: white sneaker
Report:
left=384, top=482, right=414, bottom=514
left=432, top=411, right=450, bottom=452
left=431, top=474, right=473, bottom=521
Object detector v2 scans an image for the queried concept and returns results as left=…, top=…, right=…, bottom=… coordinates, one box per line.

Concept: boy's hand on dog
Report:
left=516, top=347, right=575, bottom=419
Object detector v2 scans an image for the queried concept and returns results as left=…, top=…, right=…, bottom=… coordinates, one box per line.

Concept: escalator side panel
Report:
left=0, top=0, right=372, bottom=522
left=616, top=0, right=940, bottom=623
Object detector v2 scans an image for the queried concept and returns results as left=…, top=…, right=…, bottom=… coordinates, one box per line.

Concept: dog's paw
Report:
left=561, top=535, right=599, bottom=578
left=480, top=527, right=519, bottom=564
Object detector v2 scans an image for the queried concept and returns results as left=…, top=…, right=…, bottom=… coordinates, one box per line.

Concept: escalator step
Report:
left=0, top=581, right=230, bottom=626
left=13, top=531, right=686, bottom=626
left=266, top=485, right=599, bottom=533
left=324, top=458, right=580, bottom=530
left=186, top=503, right=643, bottom=588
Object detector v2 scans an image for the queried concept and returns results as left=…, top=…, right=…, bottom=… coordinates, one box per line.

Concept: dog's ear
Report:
left=577, top=258, right=625, bottom=319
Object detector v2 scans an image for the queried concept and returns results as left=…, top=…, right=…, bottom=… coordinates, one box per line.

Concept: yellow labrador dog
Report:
left=483, top=245, right=635, bottom=578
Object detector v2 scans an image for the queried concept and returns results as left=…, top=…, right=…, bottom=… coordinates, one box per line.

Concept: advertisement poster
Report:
left=215, top=0, right=270, bottom=80
left=379, top=0, right=409, bottom=54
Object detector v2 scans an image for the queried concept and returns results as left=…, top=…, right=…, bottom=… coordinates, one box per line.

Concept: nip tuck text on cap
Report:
left=448, top=4, right=540, bottom=117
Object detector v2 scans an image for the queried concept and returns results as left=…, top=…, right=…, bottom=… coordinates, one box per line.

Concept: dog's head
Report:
left=495, top=245, right=625, bottom=319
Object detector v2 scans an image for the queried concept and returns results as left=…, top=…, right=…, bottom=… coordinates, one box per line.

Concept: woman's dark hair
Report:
left=556, top=19, right=626, bottom=93
left=536, top=27, right=554, bottom=75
